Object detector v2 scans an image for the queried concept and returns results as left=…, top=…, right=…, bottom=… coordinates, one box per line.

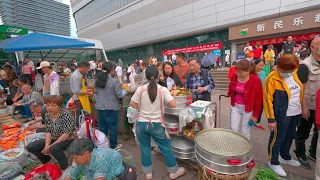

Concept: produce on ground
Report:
left=255, top=168, right=279, bottom=180
left=2, top=122, right=21, bottom=130
left=5, top=152, right=19, bottom=157
left=0, top=139, right=18, bottom=150
left=0, top=127, right=34, bottom=150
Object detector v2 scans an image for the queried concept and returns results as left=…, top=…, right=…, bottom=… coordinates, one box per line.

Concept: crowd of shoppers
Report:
left=0, top=35, right=318, bottom=179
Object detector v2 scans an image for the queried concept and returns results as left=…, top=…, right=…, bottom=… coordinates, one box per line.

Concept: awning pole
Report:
left=39, top=50, right=43, bottom=60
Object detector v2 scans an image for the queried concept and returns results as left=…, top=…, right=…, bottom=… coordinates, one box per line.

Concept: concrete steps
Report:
left=209, top=69, right=229, bottom=91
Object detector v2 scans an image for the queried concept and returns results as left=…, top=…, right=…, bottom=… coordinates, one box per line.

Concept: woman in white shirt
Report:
left=130, top=66, right=185, bottom=180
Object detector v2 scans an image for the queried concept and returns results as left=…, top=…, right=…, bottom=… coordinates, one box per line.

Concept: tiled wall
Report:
left=73, top=0, right=320, bottom=51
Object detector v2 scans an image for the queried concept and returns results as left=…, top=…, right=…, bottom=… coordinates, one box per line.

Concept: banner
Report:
left=162, top=42, right=223, bottom=56
left=249, top=32, right=319, bottom=46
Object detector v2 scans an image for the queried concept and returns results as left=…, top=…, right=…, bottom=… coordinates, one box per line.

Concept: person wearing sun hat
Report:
left=37, top=61, right=60, bottom=99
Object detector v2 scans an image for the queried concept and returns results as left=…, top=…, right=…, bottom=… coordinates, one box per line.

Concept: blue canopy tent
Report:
left=0, top=32, right=96, bottom=62
left=0, top=32, right=95, bottom=52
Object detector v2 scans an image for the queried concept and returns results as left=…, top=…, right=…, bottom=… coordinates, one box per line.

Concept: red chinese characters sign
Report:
left=162, top=42, right=223, bottom=56
left=249, top=32, right=320, bottom=46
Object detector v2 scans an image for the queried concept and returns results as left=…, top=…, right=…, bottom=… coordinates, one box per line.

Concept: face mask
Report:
left=312, top=46, right=320, bottom=55
left=280, top=72, right=293, bottom=78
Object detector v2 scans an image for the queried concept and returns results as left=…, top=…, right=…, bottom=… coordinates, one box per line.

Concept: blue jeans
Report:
left=19, top=104, right=32, bottom=118
left=98, top=110, right=118, bottom=149
left=136, top=122, right=178, bottom=174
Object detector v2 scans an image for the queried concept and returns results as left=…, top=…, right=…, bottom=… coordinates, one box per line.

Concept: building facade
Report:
left=71, top=0, right=320, bottom=63
left=0, top=0, right=71, bottom=36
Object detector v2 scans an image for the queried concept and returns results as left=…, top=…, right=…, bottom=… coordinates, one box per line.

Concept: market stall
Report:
left=127, top=87, right=218, bottom=168
left=0, top=32, right=98, bottom=179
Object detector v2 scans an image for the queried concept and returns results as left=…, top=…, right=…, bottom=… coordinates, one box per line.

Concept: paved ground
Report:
left=117, top=90, right=316, bottom=180
left=1, top=89, right=316, bottom=180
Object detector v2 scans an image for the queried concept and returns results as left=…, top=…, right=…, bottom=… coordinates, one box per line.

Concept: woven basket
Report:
left=197, top=166, right=251, bottom=180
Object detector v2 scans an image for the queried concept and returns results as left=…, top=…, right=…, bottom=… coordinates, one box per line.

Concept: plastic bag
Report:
left=0, top=148, right=27, bottom=167
left=202, top=107, right=215, bottom=129
left=7, top=105, right=14, bottom=115
left=24, top=164, right=61, bottom=180
left=78, top=115, right=109, bottom=148
left=24, top=133, right=45, bottom=147
left=127, top=106, right=139, bottom=124
left=178, top=108, right=195, bottom=132
left=0, top=162, right=22, bottom=180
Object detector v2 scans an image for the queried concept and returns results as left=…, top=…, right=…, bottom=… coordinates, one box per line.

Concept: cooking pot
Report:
left=195, top=129, right=254, bottom=175
left=164, top=114, right=179, bottom=134
left=170, top=135, right=195, bottom=159
left=164, top=107, right=182, bottom=116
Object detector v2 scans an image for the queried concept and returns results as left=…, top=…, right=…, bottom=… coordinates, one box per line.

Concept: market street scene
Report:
left=0, top=0, right=319, bottom=180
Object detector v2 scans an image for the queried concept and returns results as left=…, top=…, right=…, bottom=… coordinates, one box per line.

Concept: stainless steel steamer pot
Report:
left=195, top=129, right=255, bottom=175
left=164, top=95, right=192, bottom=116
left=164, top=114, right=179, bottom=134
left=170, top=135, right=195, bottom=159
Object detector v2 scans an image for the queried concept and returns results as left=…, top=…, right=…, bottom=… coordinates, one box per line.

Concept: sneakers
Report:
left=278, top=156, right=301, bottom=167
left=169, top=167, right=185, bottom=179
left=268, top=162, right=287, bottom=177
left=295, top=154, right=311, bottom=169
left=306, top=151, right=316, bottom=162
left=145, top=173, right=152, bottom=180
left=114, top=144, right=123, bottom=150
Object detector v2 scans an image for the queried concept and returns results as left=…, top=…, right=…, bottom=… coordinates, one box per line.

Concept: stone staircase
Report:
left=209, top=68, right=230, bottom=91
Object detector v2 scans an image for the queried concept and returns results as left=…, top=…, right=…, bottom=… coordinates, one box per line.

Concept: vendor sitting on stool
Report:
left=27, top=95, right=76, bottom=170
left=27, top=100, right=47, bottom=132
left=64, top=138, right=137, bottom=180
left=13, top=84, right=43, bottom=119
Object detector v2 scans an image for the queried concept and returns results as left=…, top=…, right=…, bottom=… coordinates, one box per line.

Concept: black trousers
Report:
left=27, top=139, right=73, bottom=170
left=295, top=110, right=318, bottom=158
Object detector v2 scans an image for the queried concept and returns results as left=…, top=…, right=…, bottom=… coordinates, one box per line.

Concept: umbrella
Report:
left=0, top=32, right=95, bottom=52
left=201, top=53, right=218, bottom=67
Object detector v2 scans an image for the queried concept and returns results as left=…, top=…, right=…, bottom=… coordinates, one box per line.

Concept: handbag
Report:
left=117, top=162, right=137, bottom=180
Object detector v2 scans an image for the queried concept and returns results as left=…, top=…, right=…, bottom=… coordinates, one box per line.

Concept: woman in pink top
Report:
left=227, top=60, right=263, bottom=139
left=22, top=62, right=33, bottom=86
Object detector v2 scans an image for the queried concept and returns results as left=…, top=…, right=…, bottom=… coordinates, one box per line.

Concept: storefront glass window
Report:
left=106, top=29, right=231, bottom=65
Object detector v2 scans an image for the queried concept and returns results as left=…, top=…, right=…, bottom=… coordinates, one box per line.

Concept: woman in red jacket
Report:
left=227, top=60, right=263, bottom=139
left=228, top=61, right=237, bottom=80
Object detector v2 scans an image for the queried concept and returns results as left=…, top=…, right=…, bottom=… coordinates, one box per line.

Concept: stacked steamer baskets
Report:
left=163, top=91, right=195, bottom=160
left=195, top=129, right=255, bottom=180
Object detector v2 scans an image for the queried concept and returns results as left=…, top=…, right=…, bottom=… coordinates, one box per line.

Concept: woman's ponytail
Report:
left=148, top=77, right=157, bottom=103
left=145, top=66, right=159, bottom=103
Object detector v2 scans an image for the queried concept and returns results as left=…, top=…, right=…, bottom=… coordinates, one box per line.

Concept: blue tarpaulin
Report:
left=0, top=32, right=95, bottom=52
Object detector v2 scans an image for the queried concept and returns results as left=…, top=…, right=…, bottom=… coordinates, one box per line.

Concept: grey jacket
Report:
left=18, top=91, right=43, bottom=104
left=94, top=75, right=123, bottom=110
